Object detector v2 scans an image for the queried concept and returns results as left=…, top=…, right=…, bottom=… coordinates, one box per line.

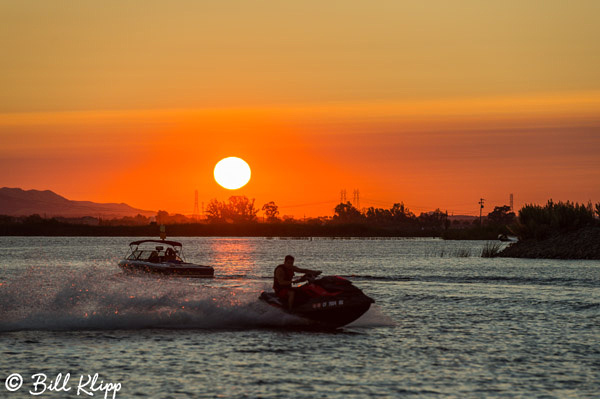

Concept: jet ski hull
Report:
left=260, top=292, right=373, bottom=327
left=259, top=276, right=374, bottom=328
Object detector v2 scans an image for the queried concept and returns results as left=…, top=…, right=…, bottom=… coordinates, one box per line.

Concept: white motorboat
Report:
left=118, top=239, right=214, bottom=277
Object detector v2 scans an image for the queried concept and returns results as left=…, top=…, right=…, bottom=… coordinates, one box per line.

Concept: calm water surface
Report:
left=0, top=237, right=599, bottom=398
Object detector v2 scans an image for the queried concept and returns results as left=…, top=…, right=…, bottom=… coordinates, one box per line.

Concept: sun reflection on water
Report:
left=207, top=238, right=261, bottom=278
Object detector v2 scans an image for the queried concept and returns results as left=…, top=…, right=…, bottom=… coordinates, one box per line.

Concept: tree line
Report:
left=0, top=196, right=598, bottom=239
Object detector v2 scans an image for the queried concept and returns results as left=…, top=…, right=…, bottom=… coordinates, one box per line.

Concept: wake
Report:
left=0, top=267, right=390, bottom=332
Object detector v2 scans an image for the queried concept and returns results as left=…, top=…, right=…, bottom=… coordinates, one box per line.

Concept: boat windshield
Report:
left=126, top=247, right=183, bottom=263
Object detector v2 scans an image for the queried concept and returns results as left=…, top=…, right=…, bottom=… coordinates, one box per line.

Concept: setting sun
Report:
left=214, top=157, right=251, bottom=190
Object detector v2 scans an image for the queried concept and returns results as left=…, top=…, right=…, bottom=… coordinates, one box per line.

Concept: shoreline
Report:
left=2, top=223, right=599, bottom=260
left=498, top=227, right=600, bottom=260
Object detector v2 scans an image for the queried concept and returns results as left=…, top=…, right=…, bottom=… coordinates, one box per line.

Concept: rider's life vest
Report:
left=273, top=264, right=294, bottom=293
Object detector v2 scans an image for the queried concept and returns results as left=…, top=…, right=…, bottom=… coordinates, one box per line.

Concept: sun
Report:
left=214, top=157, right=251, bottom=190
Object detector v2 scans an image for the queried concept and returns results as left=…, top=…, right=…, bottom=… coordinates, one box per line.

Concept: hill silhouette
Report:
left=0, top=187, right=155, bottom=218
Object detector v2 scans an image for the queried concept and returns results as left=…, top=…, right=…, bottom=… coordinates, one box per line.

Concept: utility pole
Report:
left=479, top=198, right=485, bottom=225
left=193, top=190, right=200, bottom=220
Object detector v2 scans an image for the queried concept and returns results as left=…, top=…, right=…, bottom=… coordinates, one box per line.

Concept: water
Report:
left=1, top=237, right=599, bottom=398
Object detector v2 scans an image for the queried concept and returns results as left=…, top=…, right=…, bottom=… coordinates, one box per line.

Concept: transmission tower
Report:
left=340, top=189, right=347, bottom=203
left=510, top=193, right=514, bottom=211
left=353, top=189, right=360, bottom=209
left=193, top=190, right=200, bottom=219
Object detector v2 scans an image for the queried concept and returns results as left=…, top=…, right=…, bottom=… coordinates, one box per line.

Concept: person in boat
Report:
left=148, top=250, right=160, bottom=263
left=274, top=255, right=322, bottom=310
left=165, top=247, right=177, bottom=261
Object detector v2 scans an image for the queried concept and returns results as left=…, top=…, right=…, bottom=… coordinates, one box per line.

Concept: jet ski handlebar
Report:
left=295, top=271, right=322, bottom=284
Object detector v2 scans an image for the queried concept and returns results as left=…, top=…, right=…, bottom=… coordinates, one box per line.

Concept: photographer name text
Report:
left=4, top=373, right=121, bottom=399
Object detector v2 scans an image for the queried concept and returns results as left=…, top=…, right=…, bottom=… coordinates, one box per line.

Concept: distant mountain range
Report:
left=0, top=187, right=156, bottom=218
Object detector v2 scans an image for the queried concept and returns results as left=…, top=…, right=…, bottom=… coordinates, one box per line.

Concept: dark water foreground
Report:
left=1, top=237, right=599, bottom=398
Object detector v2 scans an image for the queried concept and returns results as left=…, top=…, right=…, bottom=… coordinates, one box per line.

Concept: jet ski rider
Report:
left=274, top=255, right=322, bottom=310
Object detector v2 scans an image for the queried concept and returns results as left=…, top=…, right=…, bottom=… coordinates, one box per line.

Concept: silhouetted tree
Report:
left=25, top=214, right=44, bottom=224
left=364, top=207, right=392, bottom=225
left=155, top=210, right=193, bottom=224
left=227, top=196, right=258, bottom=222
left=418, top=209, right=448, bottom=230
left=205, top=199, right=226, bottom=222
left=262, top=201, right=280, bottom=222
left=487, top=205, right=516, bottom=226
left=0, top=215, right=15, bottom=224
left=390, top=202, right=416, bottom=223
left=516, top=200, right=596, bottom=239
left=363, top=202, right=416, bottom=226
left=101, top=214, right=149, bottom=226
left=333, top=202, right=363, bottom=222
left=206, top=196, right=258, bottom=223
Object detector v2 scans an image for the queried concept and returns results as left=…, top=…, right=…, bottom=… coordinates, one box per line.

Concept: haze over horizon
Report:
left=2, top=1, right=599, bottom=217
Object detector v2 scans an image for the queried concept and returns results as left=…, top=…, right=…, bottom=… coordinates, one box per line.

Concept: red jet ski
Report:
left=259, top=274, right=374, bottom=328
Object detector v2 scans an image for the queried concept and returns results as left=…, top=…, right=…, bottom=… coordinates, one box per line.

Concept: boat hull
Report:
left=118, top=260, right=214, bottom=277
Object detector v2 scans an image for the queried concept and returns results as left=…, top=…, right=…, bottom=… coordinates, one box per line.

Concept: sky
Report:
left=1, top=1, right=599, bottom=217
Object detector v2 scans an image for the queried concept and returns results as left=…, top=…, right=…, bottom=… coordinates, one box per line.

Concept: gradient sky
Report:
left=1, top=1, right=599, bottom=217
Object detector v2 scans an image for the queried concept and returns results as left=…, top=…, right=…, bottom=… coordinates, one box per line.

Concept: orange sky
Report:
left=1, top=1, right=599, bottom=217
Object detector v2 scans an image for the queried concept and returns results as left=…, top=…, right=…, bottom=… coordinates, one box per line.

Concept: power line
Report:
left=361, top=197, right=393, bottom=206
left=277, top=200, right=338, bottom=209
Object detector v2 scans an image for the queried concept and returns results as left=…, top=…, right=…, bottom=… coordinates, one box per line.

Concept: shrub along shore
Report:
left=498, top=227, right=600, bottom=260
left=497, top=200, right=600, bottom=260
